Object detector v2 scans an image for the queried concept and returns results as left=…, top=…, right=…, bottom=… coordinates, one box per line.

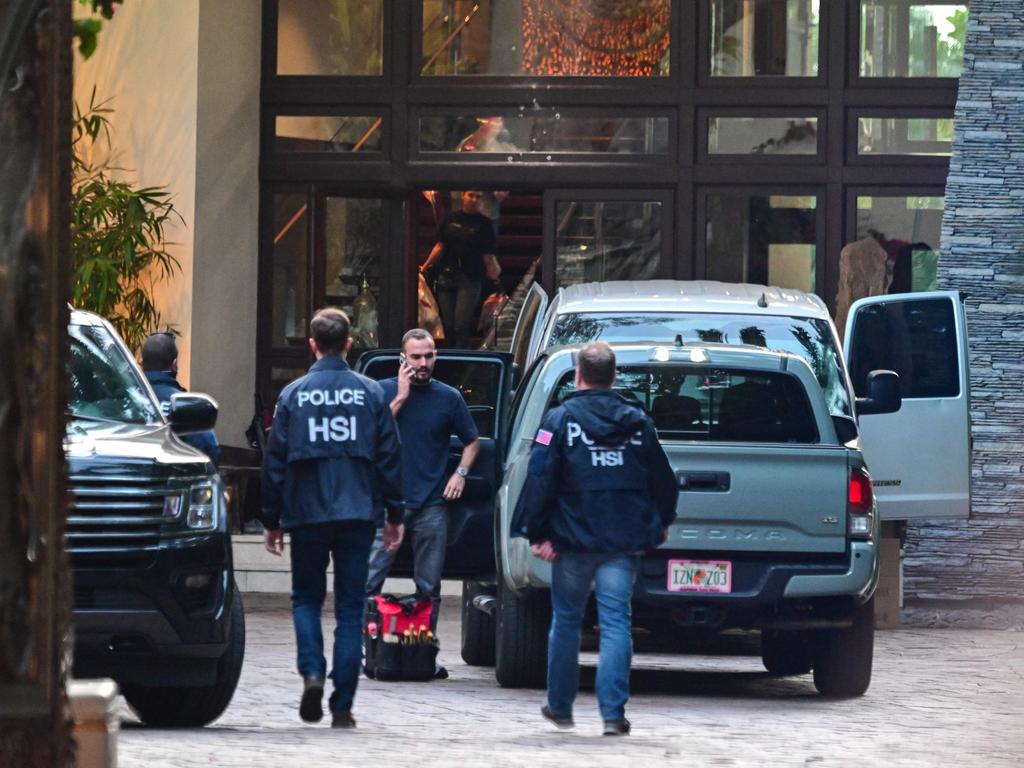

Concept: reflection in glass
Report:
left=421, top=0, right=671, bottom=76
left=706, top=195, right=817, bottom=292
left=711, top=0, right=820, bottom=77
left=324, top=198, right=386, bottom=352
left=276, top=0, right=384, bottom=76
left=555, top=201, right=661, bottom=287
left=271, top=193, right=308, bottom=347
left=275, top=116, right=382, bottom=153
left=860, top=2, right=968, bottom=77
left=548, top=311, right=850, bottom=415
left=709, top=117, right=818, bottom=155
left=857, top=117, right=954, bottom=155
left=855, top=195, right=944, bottom=292
left=69, top=325, right=162, bottom=425
left=419, top=114, right=669, bottom=156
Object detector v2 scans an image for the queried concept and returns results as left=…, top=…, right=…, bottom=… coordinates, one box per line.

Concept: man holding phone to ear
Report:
left=365, top=328, right=480, bottom=661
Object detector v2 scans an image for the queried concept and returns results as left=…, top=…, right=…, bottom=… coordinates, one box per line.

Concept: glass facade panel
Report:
left=324, top=198, right=386, bottom=352
left=860, top=2, right=968, bottom=77
left=420, top=0, right=671, bottom=76
left=855, top=195, right=944, bottom=292
left=419, top=114, right=670, bottom=156
left=555, top=201, right=662, bottom=286
left=276, top=0, right=384, bottom=76
left=270, top=193, right=309, bottom=348
left=857, top=117, right=954, bottom=155
left=711, top=0, right=820, bottom=77
left=706, top=194, right=817, bottom=292
left=275, top=116, right=383, bottom=153
left=709, top=117, right=818, bottom=155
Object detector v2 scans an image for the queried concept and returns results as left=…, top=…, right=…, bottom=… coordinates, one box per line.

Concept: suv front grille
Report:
left=66, top=475, right=179, bottom=567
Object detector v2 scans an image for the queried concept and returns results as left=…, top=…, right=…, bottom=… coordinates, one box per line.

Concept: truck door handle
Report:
left=676, top=471, right=730, bottom=492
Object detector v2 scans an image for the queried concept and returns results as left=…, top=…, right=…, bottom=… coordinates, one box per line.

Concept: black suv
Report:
left=67, top=310, right=244, bottom=727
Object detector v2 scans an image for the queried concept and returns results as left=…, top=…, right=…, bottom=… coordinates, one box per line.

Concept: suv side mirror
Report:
left=856, top=370, right=901, bottom=416
left=169, top=393, right=219, bottom=434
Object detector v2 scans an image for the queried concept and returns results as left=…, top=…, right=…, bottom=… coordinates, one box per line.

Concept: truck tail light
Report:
left=847, top=467, right=874, bottom=540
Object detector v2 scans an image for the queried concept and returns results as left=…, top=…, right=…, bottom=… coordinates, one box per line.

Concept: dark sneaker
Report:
left=602, top=718, right=631, bottom=736
left=299, top=676, right=324, bottom=723
left=331, top=711, right=356, bottom=729
left=541, top=705, right=574, bottom=730
left=433, top=665, right=449, bottom=680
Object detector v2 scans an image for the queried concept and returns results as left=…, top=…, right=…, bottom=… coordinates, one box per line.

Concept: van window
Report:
left=550, top=365, right=819, bottom=444
left=848, top=298, right=959, bottom=399
left=548, top=312, right=850, bottom=416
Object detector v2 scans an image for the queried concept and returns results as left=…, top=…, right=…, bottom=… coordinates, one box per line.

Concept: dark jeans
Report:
left=547, top=552, right=637, bottom=722
left=290, top=520, right=375, bottom=715
left=365, top=505, right=447, bottom=631
left=435, top=271, right=482, bottom=349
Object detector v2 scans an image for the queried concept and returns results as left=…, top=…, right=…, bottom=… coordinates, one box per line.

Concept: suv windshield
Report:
left=549, top=312, right=850, bottom=416
left=68, top=324, right=162, bottom=425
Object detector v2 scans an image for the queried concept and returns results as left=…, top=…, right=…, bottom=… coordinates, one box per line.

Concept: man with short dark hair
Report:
left=365, top=328, right=479, bottom=651
left=140, top=332, right=220, bottom=465
left=512, top=341, right=678, bottom=736
left=261, top=307, right=405, bottom=728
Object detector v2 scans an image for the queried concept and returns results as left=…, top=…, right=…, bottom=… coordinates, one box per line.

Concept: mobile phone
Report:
left=399, top=353, right=407, bottom=366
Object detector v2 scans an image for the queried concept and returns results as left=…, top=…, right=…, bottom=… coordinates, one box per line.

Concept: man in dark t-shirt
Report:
left=421, top=190, right=501, bottom=348
left=366, top=329, right=480, bottom=644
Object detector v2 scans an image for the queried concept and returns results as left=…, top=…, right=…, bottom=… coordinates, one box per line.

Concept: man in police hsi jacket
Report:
left=511, top=341, right=678, bottom=737
left=262, top=308, right=404, bottom=729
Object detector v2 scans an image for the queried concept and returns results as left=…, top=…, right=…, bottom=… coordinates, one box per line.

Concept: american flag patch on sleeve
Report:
left=534, top=429, right=553, bottom=446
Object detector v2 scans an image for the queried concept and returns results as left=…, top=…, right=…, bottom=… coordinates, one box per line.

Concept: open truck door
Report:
left=509, top=282, right=548, bottom=371
left=356, top=349, right=514, bottom=576
left=845, top=291, right=970, bottom=520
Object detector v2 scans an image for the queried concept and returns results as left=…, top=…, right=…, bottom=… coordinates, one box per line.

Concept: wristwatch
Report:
left=456, top=466, right=469, bottom=478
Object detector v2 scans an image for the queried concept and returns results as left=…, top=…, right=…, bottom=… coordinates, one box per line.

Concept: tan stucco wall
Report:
left=191, top=1, right=261, bottom=448
left=73, top=1, right=260, bottom=448
left=73, top=0, right=200, bottom=379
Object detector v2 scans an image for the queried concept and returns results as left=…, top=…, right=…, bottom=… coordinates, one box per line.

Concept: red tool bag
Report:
left=363, top=595, right=438, bottom=681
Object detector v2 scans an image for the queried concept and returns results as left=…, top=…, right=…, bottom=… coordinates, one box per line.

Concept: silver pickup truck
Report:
left=356, top=280, right=970, bottom=699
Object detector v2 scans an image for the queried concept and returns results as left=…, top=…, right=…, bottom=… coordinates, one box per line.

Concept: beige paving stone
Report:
left=116, top=595, right=1024, bottom=768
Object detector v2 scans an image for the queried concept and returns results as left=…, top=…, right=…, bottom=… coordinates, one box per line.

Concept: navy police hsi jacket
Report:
left=511, top=389, right=679, bottom=554
left=261, top=355, right=404, bottom=531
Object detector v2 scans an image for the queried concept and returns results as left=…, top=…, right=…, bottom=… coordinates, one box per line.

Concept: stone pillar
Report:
left=905, top=0, right=1024, bottom=605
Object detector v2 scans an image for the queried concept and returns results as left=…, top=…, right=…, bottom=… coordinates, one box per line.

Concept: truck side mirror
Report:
left=169, top=393, right=219, bottom=434
left=856, top=370, right=901, bottom=416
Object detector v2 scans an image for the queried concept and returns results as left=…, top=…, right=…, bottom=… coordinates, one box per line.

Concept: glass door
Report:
left=542, top=189, right=673, bottom=293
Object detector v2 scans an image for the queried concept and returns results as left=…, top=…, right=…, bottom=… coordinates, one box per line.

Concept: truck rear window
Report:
left=551, top=365, right=819, bottom=444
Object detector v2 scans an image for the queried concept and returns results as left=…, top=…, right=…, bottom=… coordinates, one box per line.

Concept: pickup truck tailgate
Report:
left=663, top=443, right=850, bottom=554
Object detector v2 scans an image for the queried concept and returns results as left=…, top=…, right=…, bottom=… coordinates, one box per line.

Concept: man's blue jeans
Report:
left=290, top=520, right=375, bottom=715
left=547, top=552, right=637, bottom=722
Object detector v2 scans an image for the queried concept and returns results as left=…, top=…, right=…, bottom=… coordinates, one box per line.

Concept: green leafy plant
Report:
left=71, top=89, right=182, bottom=352
left=72, top=0, right=123, bottom=60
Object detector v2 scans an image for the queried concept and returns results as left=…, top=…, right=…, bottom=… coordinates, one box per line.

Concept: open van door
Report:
left=845, top=291, right=970, bottom=519
left=509, top=283, right=548, bottom=371
left=356, top=349, right=514, bottom=577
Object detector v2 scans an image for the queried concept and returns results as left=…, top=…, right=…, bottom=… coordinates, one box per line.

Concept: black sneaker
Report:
left=331, top=711, right=356, bottom=729
left=433, top=665, right=449, bottom=680
left=299, top=676, right=324, bottom=723
left=541, top=705, right=574, bottom=730
left=602, top=718, right=631, bottom=736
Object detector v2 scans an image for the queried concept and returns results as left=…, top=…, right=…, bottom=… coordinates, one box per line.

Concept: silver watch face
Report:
left=456, top=467, right=468, bottom=477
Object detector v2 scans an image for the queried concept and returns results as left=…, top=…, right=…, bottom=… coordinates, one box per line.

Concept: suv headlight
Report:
left=186, top=481, right=220, bottom=530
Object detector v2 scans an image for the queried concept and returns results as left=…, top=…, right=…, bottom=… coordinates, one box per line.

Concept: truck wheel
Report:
left=812, top=596, right=874, bottom=698
left=461, top=581, right=496, bottom=666
left=761, top=630, right=813, bottom=676
left=494, top=579, right=549, bottom=689
left=124, top=583, right=246, bottom=727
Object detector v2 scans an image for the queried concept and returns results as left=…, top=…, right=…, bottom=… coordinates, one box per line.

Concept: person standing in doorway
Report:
left=261, top=308, right=405, bottom=728
left=365, top=329, right=480, bottom=672
left=511, top=342, right=679, bottom=736
left=140, top=332, right=221, bottom=466
left=421, top=190, right=501, bottom=348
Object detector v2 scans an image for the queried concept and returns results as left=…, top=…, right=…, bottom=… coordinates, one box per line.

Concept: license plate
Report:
left=667, top=559, right=732, bottom=593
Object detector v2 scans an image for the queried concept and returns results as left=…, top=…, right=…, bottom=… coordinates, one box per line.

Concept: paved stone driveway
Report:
left=117, top=594, right=1024, bottom=768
